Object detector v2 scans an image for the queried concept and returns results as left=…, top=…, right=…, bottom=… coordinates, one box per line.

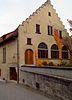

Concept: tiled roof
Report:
left=0, top=28, right=18, bottom=44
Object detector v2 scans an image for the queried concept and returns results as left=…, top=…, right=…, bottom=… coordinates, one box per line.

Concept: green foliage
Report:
left=57, top=61, right=72, bottom=67
left=61, top=61, right=67, bottom=66
left=42, top=61, right=54, bottom=66
left=42, top=61, right=48, bottom=66
left=48, top=62, right=54, bottom=66
left=64, top=64, right=72, bottom=67
left=57, top=61, right=67, bottom=66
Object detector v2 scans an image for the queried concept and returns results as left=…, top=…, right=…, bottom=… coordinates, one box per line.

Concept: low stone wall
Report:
left=21, top=66, right=72, bottom=79
left=20, top=66, right=72, bottom=100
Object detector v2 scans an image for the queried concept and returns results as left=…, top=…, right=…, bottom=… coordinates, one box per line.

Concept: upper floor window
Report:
left=48, top=25, right=53, bottom=35
left=36, top=24, right=40, bottom=34
left=3, top=47, right=6, bottom=63
left=48, top=12, right=51, bottom=16
left=27, top=38, right=32, bottom=45
left=59, top=31, right=62, bottom=38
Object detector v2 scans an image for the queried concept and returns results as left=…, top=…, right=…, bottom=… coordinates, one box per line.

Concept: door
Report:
left=10, top=67, right=17, bottom=80
left=25, top=49, right=34, bottom=64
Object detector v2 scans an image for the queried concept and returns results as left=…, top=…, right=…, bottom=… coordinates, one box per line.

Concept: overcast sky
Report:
left=0, top=0, right=72, bottom=36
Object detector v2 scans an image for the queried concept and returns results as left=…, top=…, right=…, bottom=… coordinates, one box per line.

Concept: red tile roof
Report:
left=0, top=28, right=18, bottom=44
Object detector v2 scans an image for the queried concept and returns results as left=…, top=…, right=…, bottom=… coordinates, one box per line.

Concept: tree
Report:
left=63, top=36, right=72, bottom=64
left=63, top=19, right=72, bottom=64
left=67, top=19, right=72, bottom=33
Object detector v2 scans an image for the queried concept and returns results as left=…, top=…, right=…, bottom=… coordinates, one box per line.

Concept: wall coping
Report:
left=21, top=65, right=72, bottom=70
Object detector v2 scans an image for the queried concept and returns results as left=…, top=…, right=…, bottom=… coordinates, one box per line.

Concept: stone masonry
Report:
left=20, top=67, right=72, bottom=100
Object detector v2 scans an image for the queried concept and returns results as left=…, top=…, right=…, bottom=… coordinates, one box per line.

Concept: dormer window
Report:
left=48, top=12, right=51, bottom=16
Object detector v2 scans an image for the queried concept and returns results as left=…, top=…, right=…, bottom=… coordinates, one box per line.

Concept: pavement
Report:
left=0, top=81, right=52, bottom=100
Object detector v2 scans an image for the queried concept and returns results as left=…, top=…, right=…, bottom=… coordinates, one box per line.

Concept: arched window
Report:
left=25, top=49, right=34, bottom=64
left=51, top=44, right=59, bottom=58
left=38, top=42, right=48, bottom=59
left=62, top=46, right=68, bottom=59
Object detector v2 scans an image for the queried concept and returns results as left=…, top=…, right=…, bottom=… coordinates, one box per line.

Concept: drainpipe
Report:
left=17, top=37, right=19, bottom=84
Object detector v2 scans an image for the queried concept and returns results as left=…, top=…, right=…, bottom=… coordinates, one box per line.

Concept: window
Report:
left=51, top=44, right=59, bottom=59
left=36, top=24, right=40, bottom=34
left=59, top=31, right=62, bottom=38
left=48, top=12, right=51, bottom=16
left=3, top=47, right=6, bottom=63
left=62, top=46, right=68, bottom=59
left=38, top=42, right=48, bottom=59
left=0, top=68, right=1, bottom=76
left=27, top=38, right=31, bottom=45
left=48, top=26, right=53, bottom=35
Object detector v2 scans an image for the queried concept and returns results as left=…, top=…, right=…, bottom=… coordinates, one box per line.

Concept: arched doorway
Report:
left=25, top=49, right=34, bottom=64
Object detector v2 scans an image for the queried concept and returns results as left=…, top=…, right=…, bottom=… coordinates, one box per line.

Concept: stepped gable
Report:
left=22, top=0, right=51, bottom=25
left=22, top=0, right=65, bottom=29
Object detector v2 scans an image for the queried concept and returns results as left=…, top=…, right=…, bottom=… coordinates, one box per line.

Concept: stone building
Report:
left=0, top=0, right=70, bottom=81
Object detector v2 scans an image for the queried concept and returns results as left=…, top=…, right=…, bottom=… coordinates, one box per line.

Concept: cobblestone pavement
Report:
left=0, top=82, right=52, bottom=100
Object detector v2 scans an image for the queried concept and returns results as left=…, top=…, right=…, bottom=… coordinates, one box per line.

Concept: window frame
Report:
left=3, top=47, right=6, bottom=63
left=51, top=44, right=59, bottom=59
left=62, top=46, right=68, bottom=59
left=48, top=12, right=51, bottom=16
left=36, top=24, right=41, bottom=34
left=38, top=43, right=48, bottom=59
left=48, top=25, right=53, bottom=35
left=59, top=30, right=62, bottom=38
left=27, top=38, right=32, bottom=45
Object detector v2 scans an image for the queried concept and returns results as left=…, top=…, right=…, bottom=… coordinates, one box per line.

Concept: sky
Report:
left=0, top=0, right=72, bottom=36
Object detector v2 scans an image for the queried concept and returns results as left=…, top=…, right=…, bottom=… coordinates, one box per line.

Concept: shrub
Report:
left=61, top=61, right=67, bottom=66
left=42, top=61, right=48, bottom=66
left=48, top=62, right=54, bottom=66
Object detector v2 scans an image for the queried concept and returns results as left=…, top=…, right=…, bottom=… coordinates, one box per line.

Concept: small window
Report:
left=27, top=38, right=31, bottom=45
left=36, top=82, right=40, bottom=89
left=48, top=12, right=51, bottom=16
left=23, top=79, right=25, bottom=83
left=3, top=47, right=6, bottom=63
left=36, top=24, right=40, bottom=34
left=59, top=31, right=62, bottom=38
left=48, top=26, right=53, bottom=35
left=0, top=69, right=1, bottom=76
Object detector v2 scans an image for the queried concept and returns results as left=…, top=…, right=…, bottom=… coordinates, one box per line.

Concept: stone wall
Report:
left=0, top=39, right=17, bottom=80
left=20, top=67, right=72, bottom=100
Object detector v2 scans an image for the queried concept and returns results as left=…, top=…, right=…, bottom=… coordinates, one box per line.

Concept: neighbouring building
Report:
left=0, top=0, right=70, bottom=81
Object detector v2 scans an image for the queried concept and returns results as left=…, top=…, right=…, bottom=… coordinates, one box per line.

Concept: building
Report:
left=0, top=0, right=70, bottom=81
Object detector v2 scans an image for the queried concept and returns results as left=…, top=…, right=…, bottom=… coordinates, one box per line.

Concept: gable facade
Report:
left=0, top=0, right=70, bottom=81
left=18, top=0, right=69, bottom=67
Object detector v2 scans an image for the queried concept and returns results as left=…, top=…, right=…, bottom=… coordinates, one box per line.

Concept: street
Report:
left=0, top=82, right=52, bottom=100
